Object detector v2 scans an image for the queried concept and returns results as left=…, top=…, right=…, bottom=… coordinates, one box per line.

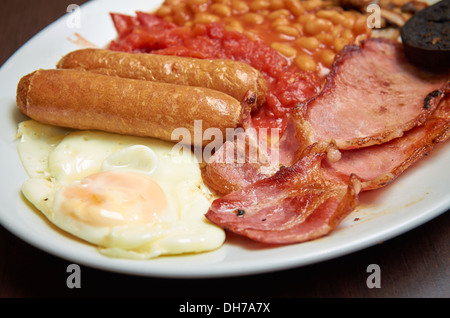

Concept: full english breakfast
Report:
left=15, top=0, right=450, bottom=258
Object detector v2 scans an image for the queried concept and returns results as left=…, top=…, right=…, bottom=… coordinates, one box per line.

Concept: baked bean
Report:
left=305, top=18, right=333, bottom=35
left=271, top=17, right=290, bottom=28
left=242, top=12, right=264, bottom=24
left=331, top=24, right=343, bottom=38
left=155, top=5, right=172, bottom=17
left=285, top=0, right=305, bottom=17
left=258, top=9, right=270, bottom=17
left=341, top=10, right=355, bottom=19
left=341, top=18, right=354, bottom=29
left=210, top=3, right=232, bottom=16
left=334, top=37, right=350, bottom=52
left=302, top=0, right=323, bottom=11
left=342, top=29, right=354, bottom=41
left=341, top=11, right=356, bottom=29
left=245, top=31, right=260, bottom=42
left=188, top=0, right=208, bottom=5
left=267, top=9, right=291, bottom=20
left=320, top=49, right=336, bottom=67
left=354, top=15, right=369, bottom=35
left=190, top=5, right=208, bottom=13
left=226, top=19, right=244, bottom=32
left=316, top=33, right=334, bottom=46
left=316, top=9, right=335, bottom=20
left=163, top=16, right=174, bottom=23
left=295, top=54, right=317, bottom=71
left=231, top=0, right=249, bottom=14
left=276, top=25, right=300, bottom=37
left=249, top=0, right=270, bottom=12
left=328, top=11, right=347, bottom=26
left=269, top=0, right=285, bottom=10
left=173, top=10, right=192, bottom=25
left=291, top=23, right=304, bottom=35
left=171, top=3, right=188, bottom=13
left=194, top=12, right=220, bottom=24
left=295, top=36, right=320, bottom=51
left=297, top=13, right=314, bottom=25
left=188, top=0, right=208, bottom=12
left=271, top=42, right=298, bottom=57
left=165, top=0, right=182, bottom=5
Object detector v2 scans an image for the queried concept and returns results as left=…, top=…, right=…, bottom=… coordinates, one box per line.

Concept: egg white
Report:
left=17, top=120, right=225, bottom=259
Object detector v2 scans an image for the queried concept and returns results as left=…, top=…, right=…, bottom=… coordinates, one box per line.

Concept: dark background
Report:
left=0, top=0, right=448, bottom=298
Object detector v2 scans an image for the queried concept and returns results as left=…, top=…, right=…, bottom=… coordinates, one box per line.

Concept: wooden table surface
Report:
left=1, top=0, right=449, bottom=299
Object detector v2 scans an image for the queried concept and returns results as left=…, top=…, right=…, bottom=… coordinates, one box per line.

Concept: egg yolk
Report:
left=59, top=170, right=168, bottom=227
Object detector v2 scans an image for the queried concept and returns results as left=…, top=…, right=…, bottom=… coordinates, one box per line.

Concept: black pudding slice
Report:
left=400, top=0, right=450, bottom=71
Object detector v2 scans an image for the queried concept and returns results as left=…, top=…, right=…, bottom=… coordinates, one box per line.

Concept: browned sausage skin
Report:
left=16, top=68, right=242, bottom=146
left=57, top=49, right=267, bottom=110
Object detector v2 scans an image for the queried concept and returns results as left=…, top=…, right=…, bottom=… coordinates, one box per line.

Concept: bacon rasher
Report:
left=205, top=142, right=361, bottom=244
left=201, top=115, right=303, bottom=195
left=325, top=93, right=450, bottom=191
left=295, top=38, right=449, bottom=150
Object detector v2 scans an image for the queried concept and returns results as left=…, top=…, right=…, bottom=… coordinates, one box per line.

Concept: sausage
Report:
left=56, top=48, right=267, bottom=109
left=16, top=69, right=243, bottom=146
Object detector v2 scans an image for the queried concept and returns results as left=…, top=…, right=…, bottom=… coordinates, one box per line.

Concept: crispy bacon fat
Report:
left=206, top=142, right=361, bottom=244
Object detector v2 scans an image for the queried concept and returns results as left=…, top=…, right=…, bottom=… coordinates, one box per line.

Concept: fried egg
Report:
left=16, top=120, right=225, bottom=259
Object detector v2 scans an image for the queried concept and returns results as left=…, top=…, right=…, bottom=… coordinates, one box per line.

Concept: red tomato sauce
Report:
left=108, top=12, right=321, bottom=133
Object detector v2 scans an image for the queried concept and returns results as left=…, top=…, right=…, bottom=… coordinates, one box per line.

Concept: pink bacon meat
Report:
left=326, top=93, right=450, bottom=191
left=296, top=38, right=449, bottom=150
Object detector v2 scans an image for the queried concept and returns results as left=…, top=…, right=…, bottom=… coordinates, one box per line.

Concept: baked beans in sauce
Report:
left=108, top=0, right=372, bottom=132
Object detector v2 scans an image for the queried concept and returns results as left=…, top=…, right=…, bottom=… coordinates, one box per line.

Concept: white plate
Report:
left=0, top=0, right=449, bottom=279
